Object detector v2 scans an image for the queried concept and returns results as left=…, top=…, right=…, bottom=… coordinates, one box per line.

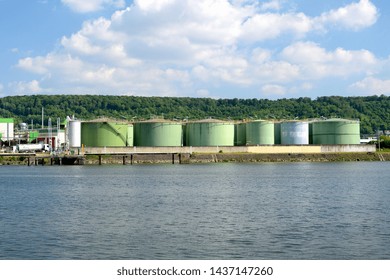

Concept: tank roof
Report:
left=83, top=118, right=131, bottom=124
left=135, top=119, right=182, bottom=124
left=188, top=118, right=233, bottom=124
left=319, top=118, right=359, bottom=122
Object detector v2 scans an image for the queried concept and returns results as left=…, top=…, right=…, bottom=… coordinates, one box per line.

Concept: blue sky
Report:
left=1, top=0, right=390, bottom=99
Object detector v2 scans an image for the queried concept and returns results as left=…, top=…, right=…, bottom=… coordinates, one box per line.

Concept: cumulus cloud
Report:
left=280, top=41, right=377, bottom=79
left=350, top=77, right=390, bottom=95
left=319, top=0, right=378, bottom=31
left=260, top=0, right=283, bottom=11
left=9, top=80, right=43, bottom=94
left=261, top=84, right=286, bottom=96
left=62, top=0, right=125, bottom=13
left=14, top=0, right=383, bottom=97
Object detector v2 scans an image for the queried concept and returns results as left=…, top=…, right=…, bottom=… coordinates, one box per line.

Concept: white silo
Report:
left=68, top=120, right=81, bottom=148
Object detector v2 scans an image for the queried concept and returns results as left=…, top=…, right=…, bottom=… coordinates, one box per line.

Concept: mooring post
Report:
left=99, top=155, right=102, bottom=165
left=35, top=158, right=38, bottom=166
left=172, top=153, right=175, bottom=164
left=130, top=154, right=133, bottom=165
left=27, top=157, right=30, bottom=166
left=123, top=155, right=126, bottom=165
left=179, top=153, right=182, bottom=164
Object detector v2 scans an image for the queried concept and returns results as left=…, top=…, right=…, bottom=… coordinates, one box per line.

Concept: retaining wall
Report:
left=81, top=145, right=375, bottom=154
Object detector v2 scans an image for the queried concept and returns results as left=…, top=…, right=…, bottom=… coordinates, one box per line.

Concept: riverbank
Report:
left=1, top=152, right=388, bottom=165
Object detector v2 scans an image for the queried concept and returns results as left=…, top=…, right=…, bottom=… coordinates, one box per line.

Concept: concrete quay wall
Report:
left=82, top=145, right=375, bottom=155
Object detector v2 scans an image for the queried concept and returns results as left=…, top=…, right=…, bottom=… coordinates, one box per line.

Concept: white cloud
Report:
left=13, top=0, right=383, bottom=98
left=260, top=0, right=282, bottom=11
left=318, top=0, right=378, bottom=31
left=350, top=77, right=390, bottom=95
left=280, top=41, right=377, bottom=79
left=9, top=80, right=43, bottom=94
left=240, top=12, right=313, bottom=42
left=261, top=84, right=286, bottom=96
left=62, top=0, right=125, bottom=13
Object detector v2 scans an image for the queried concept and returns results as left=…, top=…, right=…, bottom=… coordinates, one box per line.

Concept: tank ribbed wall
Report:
left=81, top=121, right=131, bottom=147
left=246, top=120, right=274, bottom=145
left=274, top=122, right=281, bottom=144
left=312, top=119, right=360, bottom=144
left=234, top=123, right=246, bottom=146
left=127, top=125, right=134, bottom=146
left=281, top=121, right=309, bottom=145
left=134, top=122, right=182, bottom=146
left=186, top=121, right=234, bottom=146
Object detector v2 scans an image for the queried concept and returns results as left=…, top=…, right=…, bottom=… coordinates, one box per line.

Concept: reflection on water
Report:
left=1, top=162, right=390, bottom=259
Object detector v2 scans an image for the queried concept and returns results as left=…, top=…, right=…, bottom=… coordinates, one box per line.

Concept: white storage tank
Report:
left=68, top=120, right=81, bottom=148
left=281, top=121, right=309, bottom=145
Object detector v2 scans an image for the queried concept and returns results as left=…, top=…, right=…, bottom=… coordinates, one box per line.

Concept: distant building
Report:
left=0, top=118, right=14, bottom=142
left=36, top=128, right=66, bottom=150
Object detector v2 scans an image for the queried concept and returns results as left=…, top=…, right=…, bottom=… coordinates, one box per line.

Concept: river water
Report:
left=1, top=162, right=389, bottom=259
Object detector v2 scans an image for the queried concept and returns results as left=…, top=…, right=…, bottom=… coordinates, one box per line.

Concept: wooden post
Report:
left=179, top=153, right=182, bottom=164
left=130, top=154, right=133, bottom=165
left=99, top=155, right=102, bottom=165
left=123, top=155, right=126, bottom=165
left=28, top=157, right=30, bottom=166
left=172, top=153, right=175, bottom=164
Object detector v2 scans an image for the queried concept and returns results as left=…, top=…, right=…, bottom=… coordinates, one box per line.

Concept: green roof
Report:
left=0, top=118, right=14, bottom=123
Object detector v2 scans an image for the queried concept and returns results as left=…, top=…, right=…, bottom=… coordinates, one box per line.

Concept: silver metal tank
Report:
left=280, top=121, right=309, bottom=145
left=68, top=120, right=81, bottom=148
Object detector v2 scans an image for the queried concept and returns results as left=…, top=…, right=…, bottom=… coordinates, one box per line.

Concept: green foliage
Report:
left=0, top=94, right=389, bottom=134
left=380, top=136, right=390, bottom=149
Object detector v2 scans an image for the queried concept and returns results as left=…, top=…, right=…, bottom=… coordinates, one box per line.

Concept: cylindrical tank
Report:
left=19, top=123, right=28, bottom=131
left=274, top=122, right=281, bottom=144
left=182, top=123, right=187, bottom=146
left=281, top=121, right=309, bottom=145
left=68, top=120, right=81, bottom=148
left=312, top=119, right=360, bottom=144
left=246, top=120, right=274, bottom=145
left=127, top=124, right=134, bottom=146
left=134, top=120, right=182, bottom=146
left=234, top=122, right=246, bottom=146
left=186, top=120, right=234, bottom=146
left=309, top=122, right=313, bottom=144
left=81, top=120, right=130, bottom=147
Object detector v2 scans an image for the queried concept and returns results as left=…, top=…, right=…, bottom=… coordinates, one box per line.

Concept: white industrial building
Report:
left=0, top=118, right=14, bottom=142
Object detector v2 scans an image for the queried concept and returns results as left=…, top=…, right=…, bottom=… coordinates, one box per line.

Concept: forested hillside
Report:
left=0, top=95, right=389, bottom=134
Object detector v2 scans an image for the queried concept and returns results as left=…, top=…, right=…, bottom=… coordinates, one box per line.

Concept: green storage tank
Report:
left=81, top=120, right=133, bottom=147
left=312, top=119, right=360, bottom=144
left=186, top=120, right=234, bottom=146
left=234, top=122, right=246, bottom=146
left=246, top=120, right=274, bottom=145
left=182, top=123, right=187, bottom=146
left=274, top=122, right=281, bottom=144
left=134, top=120, right=182, bottom=146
